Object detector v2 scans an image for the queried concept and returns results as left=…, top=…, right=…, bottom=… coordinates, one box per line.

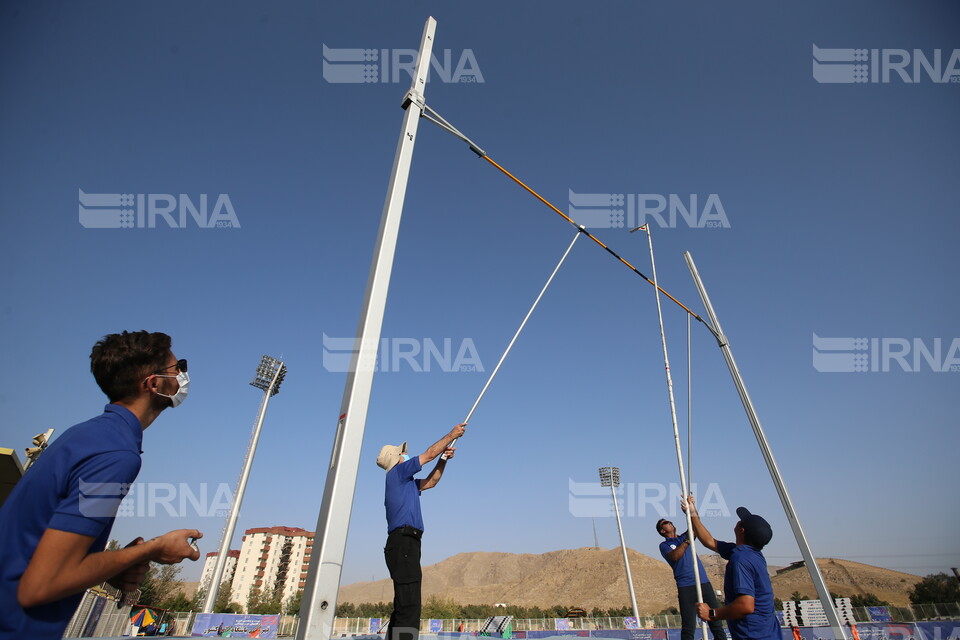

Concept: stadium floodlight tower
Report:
left=202, top=355, right=287, bottom=613
left=599, top=467, right=641, bottom=626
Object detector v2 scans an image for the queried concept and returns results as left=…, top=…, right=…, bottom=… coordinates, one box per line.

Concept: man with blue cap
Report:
left=682, top=495, right=780, bottom=640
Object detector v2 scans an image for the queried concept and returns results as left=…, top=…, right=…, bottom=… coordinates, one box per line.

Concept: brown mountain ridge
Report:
left=339, top=547, right=920, bottom=614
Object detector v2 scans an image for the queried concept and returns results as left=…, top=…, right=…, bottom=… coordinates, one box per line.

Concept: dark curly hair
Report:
left=90, top=331, right=172, bottom=402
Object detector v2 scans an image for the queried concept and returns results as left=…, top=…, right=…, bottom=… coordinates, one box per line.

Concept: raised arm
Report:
left=420, top=447, right=455, bottom=491
left=418, top=423, right=466, bottom=466
left=682, top=494, right=718, bottom=552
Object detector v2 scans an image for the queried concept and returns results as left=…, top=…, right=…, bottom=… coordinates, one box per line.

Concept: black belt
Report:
left=389, top=525, right=423, bottom=538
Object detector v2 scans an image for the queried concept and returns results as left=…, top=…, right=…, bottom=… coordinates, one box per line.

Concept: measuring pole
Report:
left=641, top=228, right=708, bottom=638
left=297, top=17, right=437, bottom=640
left=683, top=252, right=848, bottom=640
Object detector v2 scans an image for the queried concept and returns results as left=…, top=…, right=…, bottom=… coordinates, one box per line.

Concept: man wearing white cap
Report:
left=683, top=495, right=780, bottom=640
left=377, top=423, right=466, bottom=640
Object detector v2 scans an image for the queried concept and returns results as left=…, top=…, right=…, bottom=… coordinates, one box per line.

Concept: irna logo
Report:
left=78, top=190, right=240, bottom=229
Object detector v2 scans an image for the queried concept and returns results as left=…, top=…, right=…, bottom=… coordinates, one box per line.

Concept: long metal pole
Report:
left=611, top=483, right=641, bottom=623
left=297, top=17, right=437, bottom=640
left=642, top=228, right=708, bottom=638
left=447, top=229, right=581, bottom=453
left=683, top=251, right=848, bottom=640
left=202, top=366, right=282, bottom=612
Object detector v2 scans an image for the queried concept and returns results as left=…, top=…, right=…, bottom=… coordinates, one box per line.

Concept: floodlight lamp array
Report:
left=598, top=466, right=621, bottom=488
left=249, top=355, right=287, bottom=396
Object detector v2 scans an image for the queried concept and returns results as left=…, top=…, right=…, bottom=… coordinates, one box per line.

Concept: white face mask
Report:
left=155, top=371, right=190, bottom=408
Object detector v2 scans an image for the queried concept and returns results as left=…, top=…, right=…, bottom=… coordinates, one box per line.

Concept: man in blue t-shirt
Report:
left=682, top=495, right=780, bottom=640
left=376, top=422, right=466, bottom=640
left=657, top=518, right=727, bottom=640
left=0, top=331, right=203, bottom=640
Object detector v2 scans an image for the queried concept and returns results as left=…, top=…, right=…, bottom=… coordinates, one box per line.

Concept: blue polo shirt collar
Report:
left=104, top=403, right=144, bottom=453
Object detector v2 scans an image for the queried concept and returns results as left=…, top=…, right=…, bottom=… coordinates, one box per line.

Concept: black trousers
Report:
left=678, top=583, right=727, bottom=640
left=384, top=526, right=423, bottom=640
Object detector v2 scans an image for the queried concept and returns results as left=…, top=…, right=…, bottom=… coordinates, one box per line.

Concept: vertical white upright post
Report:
left=683, top=252, right=848, bottom=640
left=296, top=17, right=437, bottom=640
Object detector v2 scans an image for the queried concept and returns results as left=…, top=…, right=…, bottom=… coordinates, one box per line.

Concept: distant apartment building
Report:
left=230, top=526, right=313, bottom=611
left=199, top=549, right=240, bottom=594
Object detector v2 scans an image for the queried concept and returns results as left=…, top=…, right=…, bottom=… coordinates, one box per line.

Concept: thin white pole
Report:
left=611, top=482, right=641, bottom=624
left=641, top=227, right=708, bottom=637
left=683, top=251, right=848, bottom=640
left=447, top=229, right=582, bottom=453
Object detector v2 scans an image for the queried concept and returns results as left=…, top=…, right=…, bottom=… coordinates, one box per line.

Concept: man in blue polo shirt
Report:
left=657, top=518, right=727, bottom=640
left=682, top=495, right=780, bottom=640
left=0, top=331, right=203, bottom=640
left=376, top=422, right=466, bottom=640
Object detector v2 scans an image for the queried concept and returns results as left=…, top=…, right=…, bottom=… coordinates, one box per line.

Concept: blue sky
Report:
left=1, top=0, right=958, bottom=593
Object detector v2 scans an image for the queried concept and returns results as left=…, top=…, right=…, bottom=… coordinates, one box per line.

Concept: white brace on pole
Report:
left=296, top=17, right=437, bottom=640
left=683, top=251, right=848, bottom=640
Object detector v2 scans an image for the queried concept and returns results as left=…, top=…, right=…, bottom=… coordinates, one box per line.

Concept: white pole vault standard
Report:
left=446, top=228, right=583, bottom=454
left=683, top=252, right=848, bottom=640
left=640, top=226, right=708, bottom=638
left=297, top=17, right=437, bottom=640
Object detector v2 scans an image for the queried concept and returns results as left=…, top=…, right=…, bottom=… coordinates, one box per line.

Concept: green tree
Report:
left=246, top=586, right=282, bottom=614
left=209, top=581, right=241, bottom=613
left=909, top=573, right=960, bottom=605
left=850, top=593, right=889, bottom=607
left=137, top=564, right=183, bottom=607
left=161, top=590, right=193, bottom=612
left=422, top=595, right=461, bottom=619
left=790, top=591, right=807, bottom=602
left=656, top=606, right=679, bottom=616
left=286, top=590, right=305, bottom=616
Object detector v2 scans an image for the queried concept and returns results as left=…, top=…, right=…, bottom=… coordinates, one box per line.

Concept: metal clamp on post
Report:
left=401, top=89, right=426, bottom=111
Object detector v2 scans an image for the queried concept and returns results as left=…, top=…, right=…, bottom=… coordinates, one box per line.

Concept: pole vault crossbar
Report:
left=417, top=104, right=722, bottom=345
left=684, top=252, right=848, bottom=640
left=296, top=17, right=437, bottom=640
